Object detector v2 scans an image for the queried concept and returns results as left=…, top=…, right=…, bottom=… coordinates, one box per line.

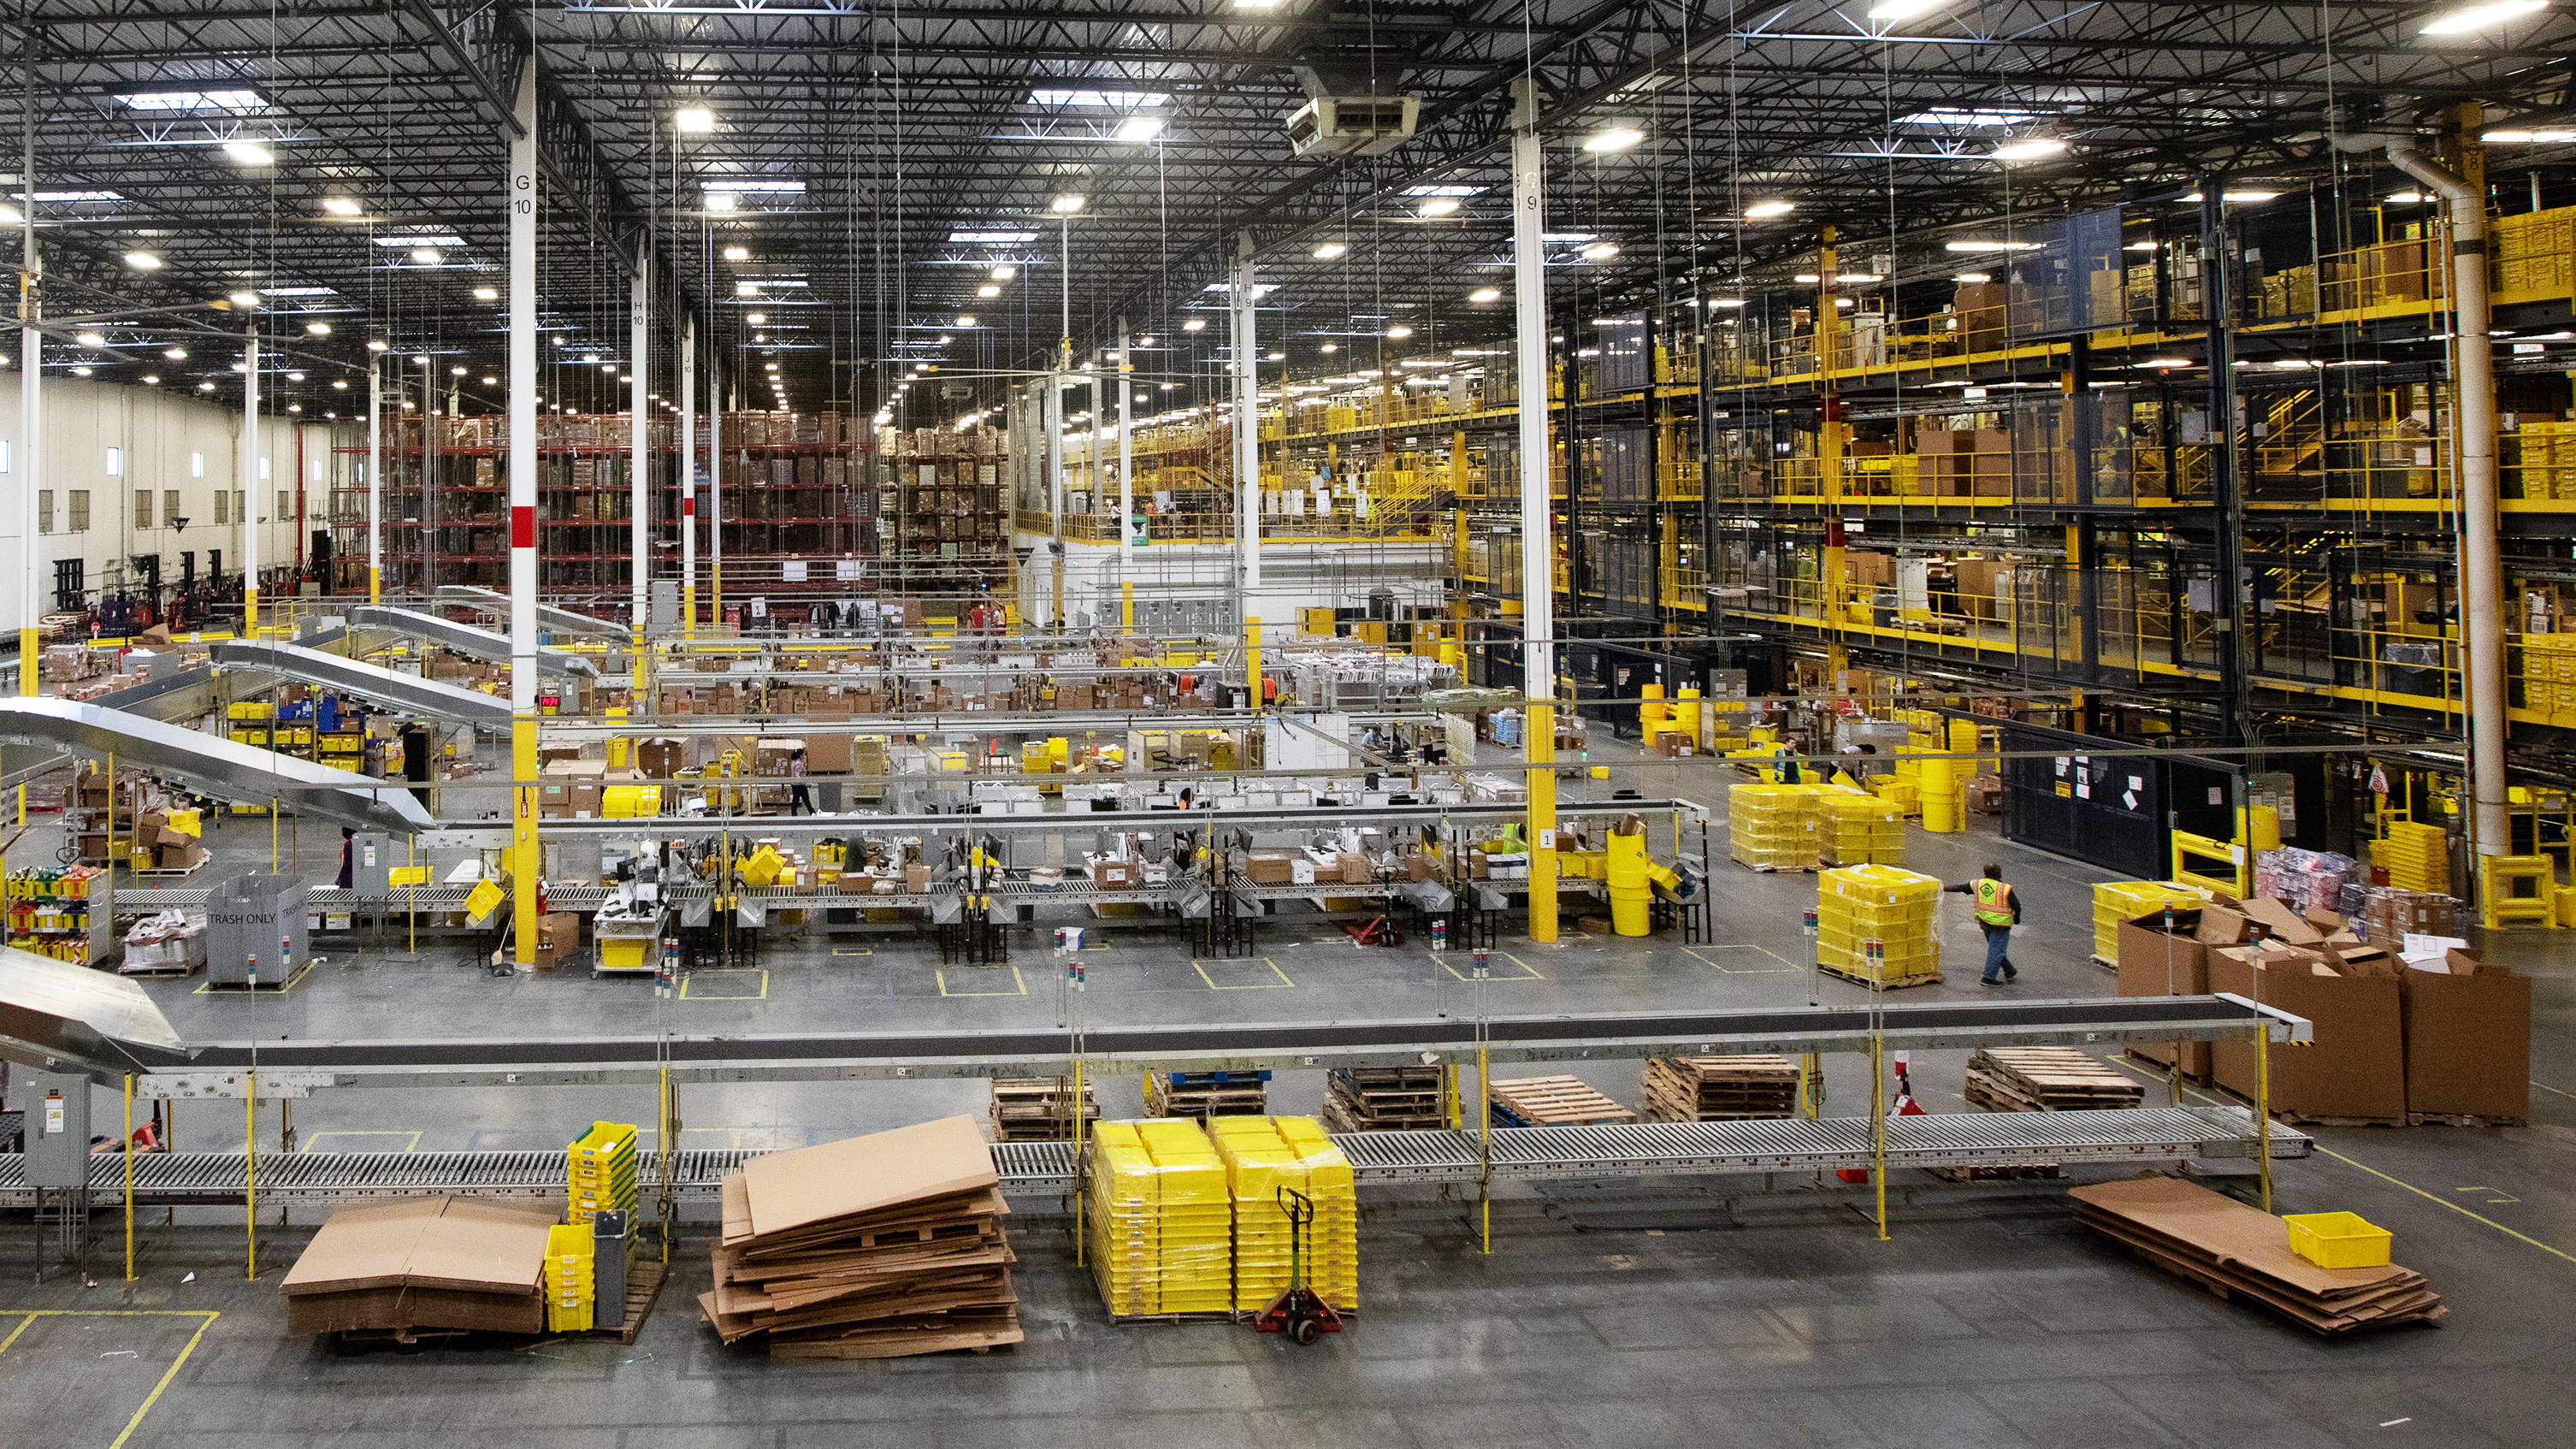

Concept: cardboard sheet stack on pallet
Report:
left=1208, top=1116, right=1359, bottom=1316
left=1817, top=790, right=1905, bottom=866
left=1728, top=783, right=1820, bottom=871
left=699, top=1116, right=1024, bottom=1360
left=2071, top=1177, right=2444, bottom=1334
left=281, top=1198, right=556, bottom=1340
left=1815, top=864, right=1943, bottom=987
left=1486, top=1074, right=1638, bottom=1127
left=1084, top=1119, right=1232, bottom=1317
left=1639, top=1056, right=1799, bottom=1121
left=1964, top=1048, right=2146, bottom=1113
left=988, top=1077, right=1102, bottom=1142
left=1320, top=1067, right=1446, bottom=1132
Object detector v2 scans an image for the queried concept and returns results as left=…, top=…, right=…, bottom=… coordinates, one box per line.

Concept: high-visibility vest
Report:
left=1973, top=877, right=2016, bottom=928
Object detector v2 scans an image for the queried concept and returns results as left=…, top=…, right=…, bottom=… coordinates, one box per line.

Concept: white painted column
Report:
left=629, top=244, right=649, bottom=635
left=1117, top=316, right=1132, bottom=591
left=15, top=212, right=38, bottom=690
left=1509, top=76, right=1559, bottom=942
left=241, top=327, right=260, bottom=634
left=680, top=313, right=696, bottom=638
left=506, top=60, right=541, bottom=967
left=367, top=363, right=382, bottom=602
left=1232, top=230, right=1260, bottom=686
left=708, top=358, right=723, bottom=625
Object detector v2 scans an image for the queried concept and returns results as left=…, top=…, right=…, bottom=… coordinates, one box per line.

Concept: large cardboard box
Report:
left=2207, top=945, right=2406, bottom=1122
left=533, top=910, right=582, bottom=967
left=2400, top=957, right=2531, bottom=1121
left=2117, top=911, right=2213, bottom=1079
left=1245, top=852, right=1294, bottom=885
left=1970, top=428, right=2012, bottom=496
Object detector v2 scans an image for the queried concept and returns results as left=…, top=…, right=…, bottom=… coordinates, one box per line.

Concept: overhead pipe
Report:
left=2332, top=125, right=2506, bottom=857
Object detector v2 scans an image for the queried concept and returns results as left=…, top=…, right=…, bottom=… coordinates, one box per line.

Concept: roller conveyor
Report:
left=0, top=1108, right=2304, bottom=1206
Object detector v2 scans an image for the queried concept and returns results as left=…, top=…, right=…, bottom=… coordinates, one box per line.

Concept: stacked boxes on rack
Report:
left=2090, top=880, right=2213, bottom=962
left=567, top=1121, right=638, bottom=1226
left=1083, top=1119, right=1232, bottom=1317
left=2525, top=630, right=2576, bottom=720
left=2356, top=885, right=2461, bottom=949
left=2374, top=820, right=2449, bottom=894
left=1728, top=783, right=1820, bottom=871
left=1208, top=1117, right=1359, bottom=1315
left=1817, top=790, right=1905, bottom=866
left=545, top=1221, right=596, bottom=1332
left=1815, top=864, right=1943, bottom=985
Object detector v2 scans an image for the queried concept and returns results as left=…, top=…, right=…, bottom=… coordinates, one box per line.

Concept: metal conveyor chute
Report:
left=0, top=944, right=191, bottom=1083
left=346, top=606, right=600, bottom=679
left=0, top=698, right=434, bottom=833
left=210, top=639, right=514, bottom=730
left=431, top=586, right=635, bottom=645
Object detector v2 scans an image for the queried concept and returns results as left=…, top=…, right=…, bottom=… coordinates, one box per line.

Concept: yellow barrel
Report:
left=1604, top=822, right=1680, bottom=937
left=1673, top=687, right=1701, bottom=747
left=2239, top=805, right=2283, bottom=852
left=1919, top=759, right=1962, bottom=833
left=1638, top=683, right=1668, bottom=744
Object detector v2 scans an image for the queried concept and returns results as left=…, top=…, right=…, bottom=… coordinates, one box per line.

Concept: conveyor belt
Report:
left=0, top=1108, right=2301, bottom=1205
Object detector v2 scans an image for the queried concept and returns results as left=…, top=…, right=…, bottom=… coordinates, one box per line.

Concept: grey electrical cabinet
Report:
left=24, top=1071, right=92, bottom=1188
left=205, top=872, right=311, bottom=986
left=349, top=832, right=393, bottom=895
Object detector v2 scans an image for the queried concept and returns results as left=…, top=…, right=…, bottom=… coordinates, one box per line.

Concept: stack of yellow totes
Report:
left=1207, top=1116, right=1360, bottom=1315
left=567, top=1121, right=639, bottom=1225
left=1817, top=790, right=1905, bottom=866
left=1728, top=784, right=1820, bottom=871
left=2090, top=881, right=2213, bottom=961
left=1815, top=864, right=1944, bottom=985
left=545, top=1221, right=596, bottom=1333
left=1082, top=1120, right=1232, bottom=1317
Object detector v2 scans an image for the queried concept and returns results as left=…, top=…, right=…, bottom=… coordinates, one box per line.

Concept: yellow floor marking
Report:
left=936, top=964, right=1028, bottom=997
left=680, top=968, right=769, bottom=1001
left=830, top=948, right=873, bottom=957
left=1194, top=957, right=1295, bottom=990
left=2458, top=1186, right=2522, bottom=1204
left=191, top=961, right=315, bottom=996
left=1683, top=943, right=1801, bottom=973
left=2532, top=1079, right=2575, bottom=1100
left=300, top=1131, right=420, bottom=1154
left=2100, top=1054, right=2576, bottom=1267
left=0, top=1310, right=221, bottom=1449
left=1435, top=952, right=1543, bottom=982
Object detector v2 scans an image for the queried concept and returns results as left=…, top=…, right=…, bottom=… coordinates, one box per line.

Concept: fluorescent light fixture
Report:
left=2483, top=128, right=2576, bottom=142
left=1583, top=127, right=1645, bottom=152
left=1867, top=0, right=1953, bottom=16
left=675, top=107, right=714, bottom=132
left=706, top=179, right=804, bottom=193
left=955, top=232, right=1036, bottom=245
left=1114, top=115, right=1166, bottom=143
left=1896, top=106, right=2037, bottom=127
left=410, top=247, right=441, bottom=264
left=1945, top=240, right=2041, bottom=252
left=1265, top=351, right=1285, bottom=360
left=227, top=290, right=259, bottom=307
left=120, top=89, right=264, bottom=111
left=1183, top=318, right=1206, bottom=331
left=123, top=251, right=161, bottom=269
left=1539, top=231, right=1597, bottom=243
left=1404, top=184, right=1484, bottom=197
left=1837, top=273, right=1882, bottom=282
left=367, top=340, right=387, bottom=352
left=990, top=264, right=1018, bottom=281
left=74, top=331, right=103, bottom=346
left=2423, top=0, right=2547, bottom=32
left=1745, top=201, right=1794, bottom=219
left=262, top=286, right=332, bottom=297
left=1793, top=273, right=1823, bottom=283
left=746, top=312, right=766, bottom=323
left=978, top=284, right=1001, bottom=298
left=1469, top=287, right=1502, bottom=302
left=1580, top=241, right=1620, bottom=259
left=373, top=233, right=464, bottom=248
left=70, top=365, right=90, bottom=376
left=723, top=245, right=749, bottom=260
left=305, top=321, right=330, bottom=335
left=1416, top=197, right=1461, bottom=216
left=706, top=193, right=738, bottom=212
left=1953, top=271, right=1992, bottom=282
left=474, top=286, right=499, bottom=300
left=221, top=139, right=275, bottom=166
left=1312, top=242, right=1347, bottom=259
left=482, top=376, right=498, bottom=385
left=2140, top=357, right=2194, bottom=368
left=736, top=281, right=759, bottom=296
left=1387, top=325, right=1413, bottom=339
left=1320, top=342, right=1338, bottom=353
left=321, top=197, right=362, bottom=216
left=1029, top=88, right=1169, bottom=109
left=333, top=379, right=347, bottom=388
left=1052, top=193, right=1086, bottom=213
left=143, top=375, right=159, bottom=384
left=1992, top=138, right=2066, bottom=161
left=2386, top=191, right=2428, bottom=204
left=957, top=316, right=976, bottom=327
left=2180, top=191, right=2282, bottom=202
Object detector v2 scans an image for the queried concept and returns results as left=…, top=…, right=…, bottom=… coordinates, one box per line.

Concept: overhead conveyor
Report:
left=0, top=698, right=434, bottom=834
left=0, top=1108, right=2307, bottom=1208
left=346, top=605, right=599, bottom=679
left=0, top=945, right=191, bottom=1084
left=118, top=994, right=2311, bottom=1089
left=432, top=586, right=634, bottom=645
left=210, top=639, right=514, bottom=730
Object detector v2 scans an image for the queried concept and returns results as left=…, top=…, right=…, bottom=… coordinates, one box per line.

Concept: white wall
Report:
left=0, top=376, right=311, bottom=629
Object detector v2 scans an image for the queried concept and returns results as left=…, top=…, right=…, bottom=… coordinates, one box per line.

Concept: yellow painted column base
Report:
left=682, top=585, right=697, bottom=640
left=369, top=566, right=381, bottom=606
left=1527, top=701, right=1558, bottom=943
left=511, top=715, right=541, bottom=968
left=245, top=587, right=261, bottom=638
left=19, top=625, right=37, bottom=697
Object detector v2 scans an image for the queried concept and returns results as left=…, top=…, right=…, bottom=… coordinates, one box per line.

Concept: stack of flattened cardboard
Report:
left=699, top=1116, right=1023, bottom=1361
left=2072, top=1177, right=2444, bottom=1334
left=281, top=1197, right=556, bottom=1338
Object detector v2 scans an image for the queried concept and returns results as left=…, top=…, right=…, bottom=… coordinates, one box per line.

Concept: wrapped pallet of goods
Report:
left=1084, top=1120, right=1233, bottom=1318
left=1206, top=1116, right=1359, bottom=1316
left=1817, top=789, right=1905, bottom=866
left=1728, top=782, right=1820, bottom=872
left=1815, top=864, right=1943, bottom=987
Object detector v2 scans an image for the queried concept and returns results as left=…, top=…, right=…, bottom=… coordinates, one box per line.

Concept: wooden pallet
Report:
left=1815, top=963, right=1942, bottom=990
left=1638, top=1056, right=1798, bottom=1124
left=1964, top=1047, right=2144, bottom=1113
left=1730, top=860, right=1817, bottom=874
left=2407, top=1111, right=2527, bottom=1128
left=1486, top=1074, right=1635, bottom=1127
left=2209, top=1084, right=2406, bottom=1128
left=1322, top=1068, right=1446, bottom=1132
left=987, top=1078, right=1102, bottom=1142
left=1146, top=1073, right=1268, bottom=1121
left=2090, top=955, right=2119, bottom=973
left=200, top=961, right=316, bottom=993
left=565, top=1257, right=669, bottom=1345
left=115, top=960, right=203, bottom=979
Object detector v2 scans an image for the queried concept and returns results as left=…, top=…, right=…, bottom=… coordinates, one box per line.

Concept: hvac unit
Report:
left=1284, top=97, right=1420, bottom=158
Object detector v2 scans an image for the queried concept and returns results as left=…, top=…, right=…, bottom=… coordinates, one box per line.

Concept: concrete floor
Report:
left=3, top=735, right=2572, bottom=1447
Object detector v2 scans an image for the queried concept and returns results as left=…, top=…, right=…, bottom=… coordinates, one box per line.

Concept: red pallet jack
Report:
left=1252, top=1186, right=1344, bottom=1346
left=1338, top=913, right=1405, bottom=948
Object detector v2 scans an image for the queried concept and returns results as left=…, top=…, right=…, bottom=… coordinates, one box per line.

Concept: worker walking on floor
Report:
left=1945, top=863, right=2020, bottom=985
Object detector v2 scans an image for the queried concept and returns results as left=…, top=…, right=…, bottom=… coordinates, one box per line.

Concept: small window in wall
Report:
left=235, top=489, right=246, bottom=523
left=165, top=489, right=180, bottom=525
left=310, top=458, right=323, bottom=482
left=135, top=488, right=154, bottom=529
left=257, top=456, right=269, bottom=482
left=105, top=446, right=123, bottom=477
left=36, top=489, right=51, bottom=534
left=189, top=452, right=204, bottom=479
left=213, top=490, right=228, bottom=525
left=68, top=489, right=88, bottom=532
left=277, top=488, right=289, bottom=520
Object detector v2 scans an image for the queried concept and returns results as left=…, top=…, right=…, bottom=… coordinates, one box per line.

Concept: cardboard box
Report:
left=2117, top=911, right=2213, bottom=1079
left=1092, top=860, right=1138, bottom=889
left=1246, top=852, right=1294, bottom=885
left=635, top=739, right=687, bottom=780
left=1336, top=852, right=1376, bottom=885
left=2193, top=902, right=2251, bottom=946
left=2207, top=944, right=2406, bottom=1122
left=2399, top=956, right=2531, bottom=1121
left=533, top=910, right=581, bottom=967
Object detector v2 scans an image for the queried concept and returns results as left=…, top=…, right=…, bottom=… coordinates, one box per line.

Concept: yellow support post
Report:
left=1121, top=579, right=1134, bottom=632
left=123, top=1073, right=135, bottom=1280
left=1527, top=700, right=1557, bottom=942
left=17, top=624, right=32, bottom=697
left=1245, top=617, right=1263, bottom=709
left=1870, top=1037, right=1888, bottom=1241
left=512, top=716, right=541, bottom=968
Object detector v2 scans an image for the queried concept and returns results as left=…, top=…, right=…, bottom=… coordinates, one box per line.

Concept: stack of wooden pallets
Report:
left=1320, top=1067, right=1446, bottom=1133
left=1964, top=1047, right=2146, bottom=1113
left=1146, top=1070, right=1271, bottom=1121
left=1485, top=1075, right=1636, bottom=1127
left=1639, top=1056, right=1799, bottom=1122
left=986, top=1078, right=1102, bottom=1142
left=2071, top=1177, right=2444, bottom=1335
left=698, top=1116, right=1023, bottom=1361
